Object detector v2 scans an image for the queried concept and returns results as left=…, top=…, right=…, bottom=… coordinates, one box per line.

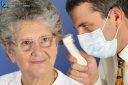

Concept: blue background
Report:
left=0, top=0, right=99, bottom=76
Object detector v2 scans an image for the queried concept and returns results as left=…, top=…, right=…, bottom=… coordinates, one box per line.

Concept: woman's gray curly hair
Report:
left=0, top=0, right=63, bottom=46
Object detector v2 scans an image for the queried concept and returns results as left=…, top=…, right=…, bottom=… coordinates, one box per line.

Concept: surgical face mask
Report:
left=77, top=12, right=119, bottom=58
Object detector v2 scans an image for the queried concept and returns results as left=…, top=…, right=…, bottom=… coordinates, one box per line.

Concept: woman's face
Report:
left=8, top=20, right=57, bottom=78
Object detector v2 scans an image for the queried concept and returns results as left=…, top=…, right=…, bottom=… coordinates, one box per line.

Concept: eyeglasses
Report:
left=13, top=35, right=56, bottom=52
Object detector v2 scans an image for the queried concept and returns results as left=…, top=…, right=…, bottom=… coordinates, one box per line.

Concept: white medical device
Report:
left=62, top=34, right=87, bottom=65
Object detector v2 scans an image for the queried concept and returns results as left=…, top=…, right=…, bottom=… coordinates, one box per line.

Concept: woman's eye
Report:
left=21, top=41, right=32, bottom=46
left=42, top=37, right=50, bottom=42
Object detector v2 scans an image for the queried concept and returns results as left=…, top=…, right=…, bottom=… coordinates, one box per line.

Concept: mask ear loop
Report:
left=102, top=11, right=111, bottom=31
left=114, top=25, right=119, bottom=39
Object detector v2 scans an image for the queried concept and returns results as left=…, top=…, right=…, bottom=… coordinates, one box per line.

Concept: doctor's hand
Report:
left=67, top=51, right=99, bottom=85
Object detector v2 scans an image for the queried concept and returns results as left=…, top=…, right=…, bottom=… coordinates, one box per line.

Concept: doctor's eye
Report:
left=78, top=24, right=92, bottom=33
left=81, top=24, right=88, bottom=28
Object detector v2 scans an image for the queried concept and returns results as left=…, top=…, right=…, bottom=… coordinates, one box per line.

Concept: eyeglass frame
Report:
left=11, top=33, right=57, bottom=52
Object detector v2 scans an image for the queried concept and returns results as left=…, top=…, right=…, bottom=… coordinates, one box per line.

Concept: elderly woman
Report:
left=0, top=0, right=83, bottom=85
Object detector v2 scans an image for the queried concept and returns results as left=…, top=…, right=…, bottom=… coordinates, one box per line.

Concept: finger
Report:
left=68, top=74, right=88, bottom=84
left=69, top=75, right=83, bottom=82
left=68, top=68, right=88, bottom=78
left=67, top=54, right=77, bottom=63
left=71, top=63, right=88, bottom=72
left=79, top=51, right=96, bottom=62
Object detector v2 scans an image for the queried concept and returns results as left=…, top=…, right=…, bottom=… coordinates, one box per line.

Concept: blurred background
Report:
left=0, top=0, right=99, bottom=76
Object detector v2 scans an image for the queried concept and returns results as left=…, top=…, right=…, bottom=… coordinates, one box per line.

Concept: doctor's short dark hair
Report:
left=66, top=0, right=128, bottom=18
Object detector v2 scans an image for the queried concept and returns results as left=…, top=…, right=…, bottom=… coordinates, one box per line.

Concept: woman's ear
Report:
left=3, top=44, right=16, bottom=64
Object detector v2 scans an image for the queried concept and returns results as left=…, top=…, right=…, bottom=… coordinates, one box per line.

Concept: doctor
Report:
left=66, top=0, right=128, bottom=85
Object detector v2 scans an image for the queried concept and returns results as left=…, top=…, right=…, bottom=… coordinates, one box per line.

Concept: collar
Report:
left=119, top=44, right=128, bottom=62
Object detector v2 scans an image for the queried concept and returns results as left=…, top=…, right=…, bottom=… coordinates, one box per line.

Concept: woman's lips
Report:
left=31, top=59, right=46, bottom=64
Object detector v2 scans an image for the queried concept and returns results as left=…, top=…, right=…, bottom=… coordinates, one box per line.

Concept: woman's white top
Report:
left=0, top=69, right=83, bottom=85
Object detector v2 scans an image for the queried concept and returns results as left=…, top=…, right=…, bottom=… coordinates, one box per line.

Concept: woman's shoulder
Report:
left=53, top=69, right=84, bottom=85
left=0, top=71, right=21, bottom=85
left=0, top=71, right=21, bottom=78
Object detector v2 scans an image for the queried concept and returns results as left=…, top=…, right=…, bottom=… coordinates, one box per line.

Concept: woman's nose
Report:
left=31, top=43, right=44, bottom=57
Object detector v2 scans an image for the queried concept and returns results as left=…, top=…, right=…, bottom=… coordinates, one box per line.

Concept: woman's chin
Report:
left=28, top=68, right=53, bottom=78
